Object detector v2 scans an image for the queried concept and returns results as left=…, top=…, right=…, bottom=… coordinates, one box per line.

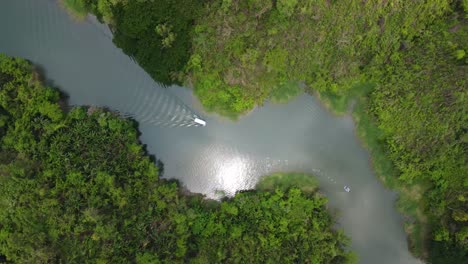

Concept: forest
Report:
left=0, top=55, right=353, bottom=263
left=49, top=0, right=468, bottom=262
left=62, top=0, right=203, bottom=85
left=365, top=17, right=467, bottom=262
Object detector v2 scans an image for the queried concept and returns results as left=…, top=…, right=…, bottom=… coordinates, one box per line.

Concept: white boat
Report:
left=194, top=117, right=206, bottom=126
left=344, top=186, right=350, bottom=192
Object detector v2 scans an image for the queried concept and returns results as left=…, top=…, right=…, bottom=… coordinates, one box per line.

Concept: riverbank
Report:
left=314, top=14, right=468, bottom=260
left=59, top=0, right=87, bottom=20
left=352, top=96, right=430, bottom=259
left=256, top=172, right=319, bottom=194
left=35, top=1, right=468, bottom=262
left=0, top=54, right=355, bottom=263
left=305, top=84, right=431, bottom=259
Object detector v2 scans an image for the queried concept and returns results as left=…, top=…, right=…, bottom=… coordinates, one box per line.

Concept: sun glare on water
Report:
left=215, top=156, right=251, bottom=195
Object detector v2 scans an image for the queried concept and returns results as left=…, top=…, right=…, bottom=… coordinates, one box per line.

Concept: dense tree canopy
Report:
left=60, top=1, right=468, bottom=262
left=188, top=0, right=452, bottom=115
left=365, top=17, right=468, bottom=262
left=0, top=55, right=353, bottom=263
left=192, top=189, right=353, bottom=263
left=111, top=0, right=203, bottom=85
left=63, top=0, right=203, bottom=85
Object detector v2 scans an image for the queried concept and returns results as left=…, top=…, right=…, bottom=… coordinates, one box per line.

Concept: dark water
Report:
left=0, top=1, right=423, bottom=263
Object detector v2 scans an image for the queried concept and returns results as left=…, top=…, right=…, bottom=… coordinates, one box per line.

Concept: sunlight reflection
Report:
left=215, top=156, right=250, bottom=195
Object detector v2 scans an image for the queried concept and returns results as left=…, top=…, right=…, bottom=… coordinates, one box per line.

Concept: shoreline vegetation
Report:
left=0, top=55, right=354, bottom=263
left=60, top=0, right=88, bottom=20
left=61, top=1, right=467, bottom=263
left=256, top=172, right=319, bottom=194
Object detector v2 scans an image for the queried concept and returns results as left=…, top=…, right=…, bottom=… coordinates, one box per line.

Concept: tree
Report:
left=0, top=55, right=352, bottom=263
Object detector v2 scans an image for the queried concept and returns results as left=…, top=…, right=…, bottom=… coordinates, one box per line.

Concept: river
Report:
left=0, top=1, right=423, bottom=263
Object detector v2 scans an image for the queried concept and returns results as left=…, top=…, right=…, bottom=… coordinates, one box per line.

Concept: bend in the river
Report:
left=0, top=1, right=422, bottom=263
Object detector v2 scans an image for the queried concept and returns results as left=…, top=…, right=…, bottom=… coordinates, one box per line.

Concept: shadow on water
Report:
left=80, top=12, right=204, bottom=129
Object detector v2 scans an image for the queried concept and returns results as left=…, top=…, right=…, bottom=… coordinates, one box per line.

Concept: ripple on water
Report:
left=106, top=56, right=199, bottom=127
left=0, top=1, right=423, bottom=263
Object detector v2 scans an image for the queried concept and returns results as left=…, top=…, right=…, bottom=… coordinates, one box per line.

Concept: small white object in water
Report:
left=344, top=186, right=350, bottom=192
left=194, top=117, right=206, bottom=126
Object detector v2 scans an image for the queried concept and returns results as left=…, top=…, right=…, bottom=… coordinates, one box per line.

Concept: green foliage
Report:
left=314, top=10, right=468, bottom=262
left=189, top=0, right=451, bottom=116
left=270, top=81, right=302, bottom=103
left=61, top=0, right=122, bottom=24
left=155, top=23, right=176, bottom=49
left=192, top=188, right=355, bottom=263
left=59, top=0, right=467, bottom=262
left=256, top=172, right=319, bottom=194
left=462, top=0, right=468, bottom=16
left=361, top=17, right=468, bottom=260
left=277, top=0, right=298, bottom=17
left=111, top=0, right=203, bottom=85
left=0, top=55, right=352, bottom=263
left=429, top=240, right=468, bottom=264
left=60, top=0, right=89, bottom=19
left=0, top=55, right=179, bottom=263
left=62, top=0, right=203, bottom=85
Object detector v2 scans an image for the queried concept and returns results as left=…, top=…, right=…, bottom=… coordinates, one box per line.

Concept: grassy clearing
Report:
left=256, top=172, right=319, bottom=195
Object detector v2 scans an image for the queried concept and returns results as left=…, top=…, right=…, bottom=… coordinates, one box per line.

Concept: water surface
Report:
left=0, top=1, right=422, bottom=263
